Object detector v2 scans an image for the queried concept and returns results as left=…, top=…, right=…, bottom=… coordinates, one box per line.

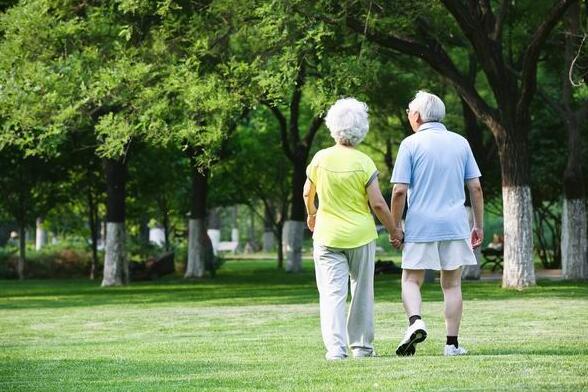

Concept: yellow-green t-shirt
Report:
left=306, top=145, right=379, bottom=248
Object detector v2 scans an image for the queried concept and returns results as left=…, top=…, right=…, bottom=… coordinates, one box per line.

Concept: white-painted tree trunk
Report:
left=463, top=207, right=481, bottom=280
left=502, top=186, right=536, bottom=288
left=185, top=219, right=205, bottom=278
left=285, top=220, right=305, bottom=272
left=263, top=231, right=274, bottom=252
left=207, top=229, right=221, bottom=256
left=561, top=198, right=588, bottom=280
left=35, top=218, right=47, bottom=251
left=101, top=222, right=127, bottom=287
left=231, top=228, right=239, bottom=243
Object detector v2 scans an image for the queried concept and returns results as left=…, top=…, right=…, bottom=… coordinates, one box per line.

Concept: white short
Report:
left=402, top=239, right=477, bottom=271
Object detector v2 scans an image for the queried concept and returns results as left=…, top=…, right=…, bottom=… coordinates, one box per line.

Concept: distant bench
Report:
left=481, top=247, right=503, bottom=271
left=217, top=241, right=239, bottom=253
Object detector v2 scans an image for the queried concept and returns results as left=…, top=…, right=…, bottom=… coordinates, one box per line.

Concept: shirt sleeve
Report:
left=464, top=142, right=482, bottom=180
left=306, top=152, right=319, bottom=184
left=364, top=158, right=379, bottom=187
left=390, top=140, right=412, bottom=184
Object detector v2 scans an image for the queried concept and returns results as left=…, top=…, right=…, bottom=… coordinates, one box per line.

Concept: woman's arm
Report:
left=303, top=179, right=317, bottom=231
left=366, top=180, right=396, bottom=235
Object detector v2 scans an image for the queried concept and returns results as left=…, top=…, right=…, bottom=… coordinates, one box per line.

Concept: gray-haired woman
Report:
left=303, top=97, right=396, bottom=360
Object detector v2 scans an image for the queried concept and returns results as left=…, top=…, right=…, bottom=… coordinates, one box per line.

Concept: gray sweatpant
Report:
left=313, top=241, right=376, bottom=359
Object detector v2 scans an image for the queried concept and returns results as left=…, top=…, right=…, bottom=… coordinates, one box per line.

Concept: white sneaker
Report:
left=396, top=319, right=427, bottom=356
left=325, top=352, right=348, bottom=361
left=444, top=345, right=468, bottom=356
left=352, top=348, right=376, bottom=358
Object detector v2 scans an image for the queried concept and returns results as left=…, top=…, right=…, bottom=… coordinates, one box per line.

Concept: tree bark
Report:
left=561, top=3, right=587, bottom=280
left=263, top=204, right=274, bottom=252
left=18, top=224, right=25, bottom=280
left=185, top=167, right=209, bottom=279
left=102, top=222, right=126, bottom=286
left=561, top=198, right=587, bottom=279
left=101, top=157, right=128, bottom=287
left=35, top=218, right=47, bottom=251
left=88, top=188, right=99, bottom=280
left=285, top=163, right=307, bottom=272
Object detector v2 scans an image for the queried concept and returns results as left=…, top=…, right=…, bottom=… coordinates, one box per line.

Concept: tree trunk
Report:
left=207, top=207, right=221, bottom=256
left=35, top=218, right=47, bottom=251
left=18, top=224, right=25, bottom=280
left=162, top=210, right=170, bottom=251
left=501, top=186, right=535, bottom=288
left=139, top=214, right=149, bottom=245
left=286, top=164, right=307, bottom=272
left=561, top=5, right=587, bottom=280
left=186, top=218, right=205, bottom=278
left=561, top=198, right=587, bottom=280
left=284, top=220, right=305, bottom=273
left=102, top=222, right=126, bottom=286
left=263, top=205, right=274, bottom=252
left=495, top=128, right=536, bottom=289
left=185, top=167, right=209, bottom=279
left=276, top=222, right=284, bottom=269
left=88, top=189, right=99, bottom=280
left=231, top=205, right=239, bottom=249
left=101, top=157, right=128, bottom=287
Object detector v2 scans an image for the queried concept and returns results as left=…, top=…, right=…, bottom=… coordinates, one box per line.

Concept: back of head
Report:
left=325, top=97, right=369, bottom=146
left=408, top=91, right=445, bottom=123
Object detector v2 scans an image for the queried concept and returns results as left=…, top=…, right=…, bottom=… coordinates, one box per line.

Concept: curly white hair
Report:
left=325, top=97, right=369, bottom=147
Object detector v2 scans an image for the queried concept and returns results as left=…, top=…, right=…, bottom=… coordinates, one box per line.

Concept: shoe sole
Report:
left=396, top=329, right=427, bottom=356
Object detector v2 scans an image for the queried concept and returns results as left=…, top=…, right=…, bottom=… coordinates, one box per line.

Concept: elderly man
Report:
left=390, top=91, right=484, bottom=357
left=303, top=97, right=397, bottom=360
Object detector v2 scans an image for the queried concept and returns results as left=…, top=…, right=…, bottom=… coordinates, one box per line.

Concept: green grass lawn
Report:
left=1, top=260, right=587, bottom=391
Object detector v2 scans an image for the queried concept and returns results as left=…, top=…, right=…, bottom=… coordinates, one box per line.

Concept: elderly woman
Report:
left=303, top=97, right=396, bottom=360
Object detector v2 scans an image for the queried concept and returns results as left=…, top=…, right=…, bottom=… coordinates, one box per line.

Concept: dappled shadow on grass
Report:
left=0, top=260, right=587, bottom=310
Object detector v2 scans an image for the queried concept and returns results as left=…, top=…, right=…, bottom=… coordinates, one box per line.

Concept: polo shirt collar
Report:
left=417, top=122, right=446, bottom=132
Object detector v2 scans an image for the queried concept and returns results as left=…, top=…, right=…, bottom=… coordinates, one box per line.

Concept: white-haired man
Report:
left=390, top=91, right=484, bottom=356
left=303, top=97, right=397, bottom=360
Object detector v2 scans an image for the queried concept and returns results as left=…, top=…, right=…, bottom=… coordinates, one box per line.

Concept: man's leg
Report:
left=396, top=269, right=428, bottom=356
left=440, top=268, right=463, bottom=346
left=347, top=241, right=376, bottom=357
left=314, top=245, right=349, bottom=360
left=401, top=269, right=425, bottom=318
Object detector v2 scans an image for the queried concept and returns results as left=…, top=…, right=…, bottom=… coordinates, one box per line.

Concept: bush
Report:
left=0, top=242, right=95, bottom=279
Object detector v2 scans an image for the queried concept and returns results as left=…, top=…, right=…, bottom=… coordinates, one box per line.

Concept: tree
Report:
left=0, top=149, right=66, bottom=279
left=332, top=0, right=577, bottom=288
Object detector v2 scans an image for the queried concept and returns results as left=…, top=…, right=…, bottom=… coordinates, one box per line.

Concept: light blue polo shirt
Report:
left=390, top=122, right=481, bottom=243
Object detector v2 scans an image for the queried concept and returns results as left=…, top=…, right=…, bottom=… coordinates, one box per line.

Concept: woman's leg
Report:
left=314, top=244, right=350, bottom=359
left=347, top=241, right=376, bottom=357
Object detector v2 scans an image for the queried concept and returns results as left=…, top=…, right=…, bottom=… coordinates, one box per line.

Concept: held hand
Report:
left=471, top=227, right=484, bottom=249
left=307, top=215, right=316, bottom=232
left=390, top=227, right=404, bottom=249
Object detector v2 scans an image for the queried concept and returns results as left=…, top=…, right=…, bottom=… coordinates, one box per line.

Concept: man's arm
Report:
left=366, top=179, right=395, bottom=233
left=390, top=183, right=408, bottom=248
left=466, top=178, right=484, bottom=248
left=303, top=179, right=317, bottom=231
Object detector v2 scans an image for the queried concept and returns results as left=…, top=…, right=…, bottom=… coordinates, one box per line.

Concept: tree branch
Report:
left=289, top=59, right=306, bottom=147
left=262, top=101, right=294, bottom=162
left=518, top=0, right=577, bottom=120
left=303, top=114, right=323, bottom=149
left=346, top=15, right=502, bottom=134
left=492, top=0, right=510, bottom=41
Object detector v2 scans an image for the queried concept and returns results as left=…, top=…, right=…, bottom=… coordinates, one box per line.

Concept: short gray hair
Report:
left=408, top=91, right=445, bottom=122
left=325, top=97, right=369, bottom=146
